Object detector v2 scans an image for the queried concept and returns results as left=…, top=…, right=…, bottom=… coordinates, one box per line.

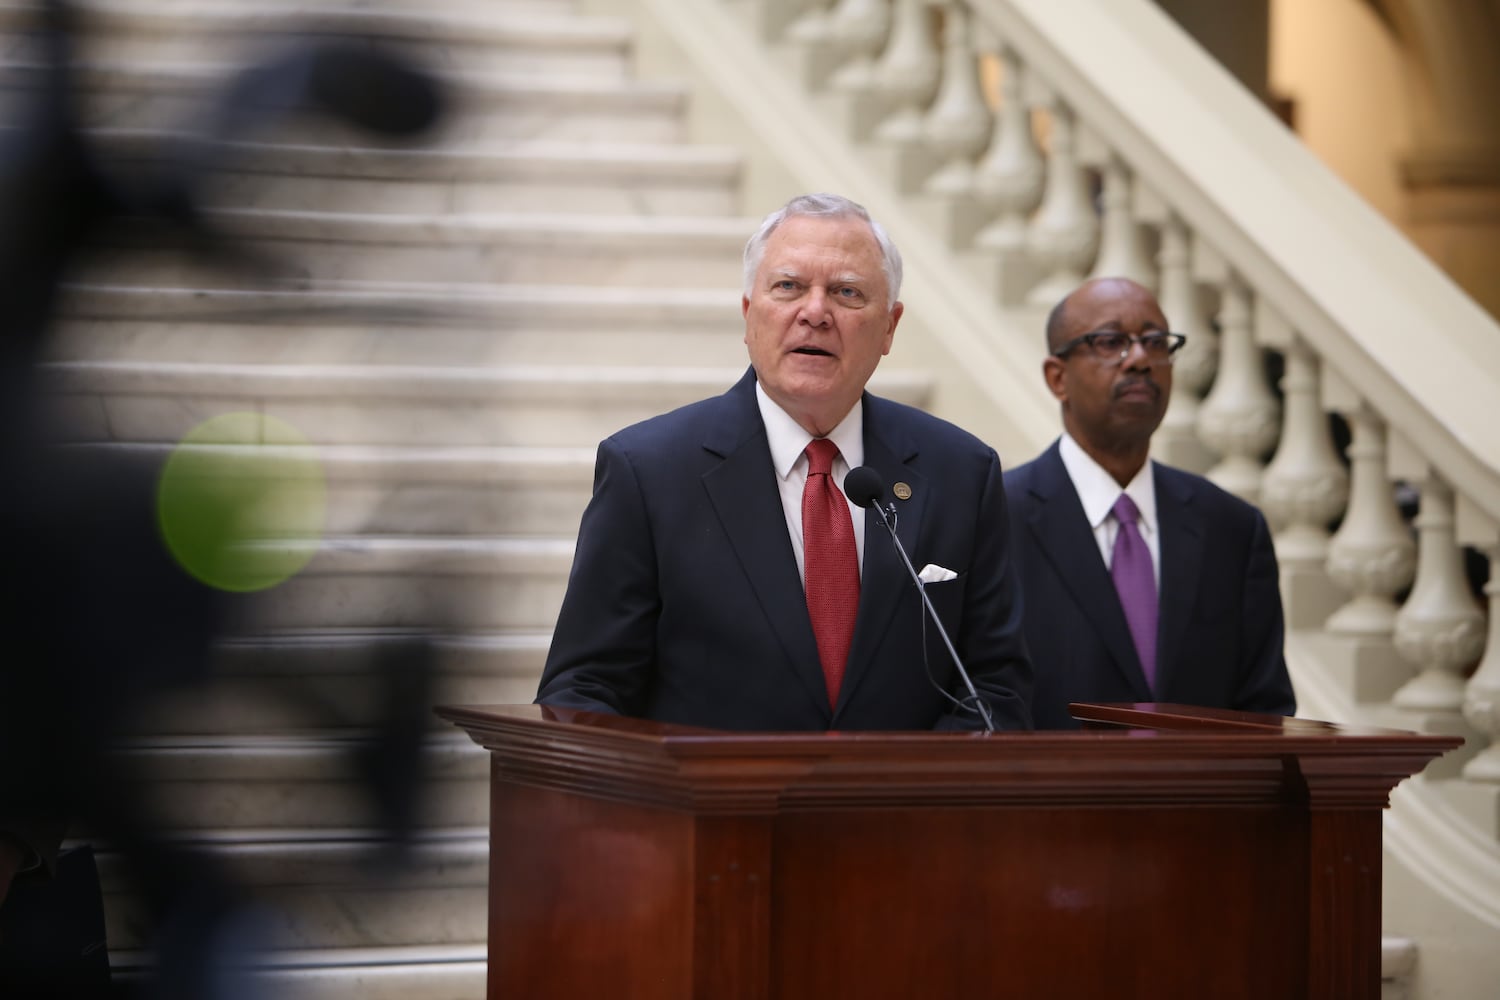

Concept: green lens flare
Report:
left=156, top=413, right=327, bottom=593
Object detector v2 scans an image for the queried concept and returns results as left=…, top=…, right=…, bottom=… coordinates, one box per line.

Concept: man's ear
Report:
left=881, top=301, right=903, bottom=355
left=1042, top=357, right=1068, bottom=402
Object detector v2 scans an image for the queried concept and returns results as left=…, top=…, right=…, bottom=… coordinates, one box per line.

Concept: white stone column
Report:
left=1024, top=98, right=1099, bottom=306
left=1260, top=339, right=1350, bottom=629
left=1261, top=340, right=1349, bottom=564
left=973, top=46, right=1043, bottom=253
left=1325, top=408, right=1416, bottom=636
left=1392, top=479, right=1487, bottom=712
left=920, top=0, right=992, bottom=196
left=869, top=0, right=941, bottom=142
left=1152, top=213, right=1217, bottom=474
left=1195, top=273, right=1280, bottom=504
left=1085, top=154, right=1155, bottom=289
left=1462, top=546, right=1500, bottom=781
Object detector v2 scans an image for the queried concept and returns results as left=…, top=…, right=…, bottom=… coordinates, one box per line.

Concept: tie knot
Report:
left=805, top=438, right=839, bottom=476
left=1112, top=493, right=1141, bottom=526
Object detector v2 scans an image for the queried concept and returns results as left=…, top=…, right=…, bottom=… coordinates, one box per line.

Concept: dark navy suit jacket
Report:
left=537, top=369, right=1033, bottom=731
left=1004, top=440, right=1295, bottom=729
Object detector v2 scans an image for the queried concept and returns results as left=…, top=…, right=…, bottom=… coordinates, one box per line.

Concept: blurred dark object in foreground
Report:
left=0, top=846, right=111, bottom=998
left=0, top=2, right=447, bottom=997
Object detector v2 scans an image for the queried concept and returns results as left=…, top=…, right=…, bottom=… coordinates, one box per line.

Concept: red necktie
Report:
left=803, top=439, right=860, bottom=706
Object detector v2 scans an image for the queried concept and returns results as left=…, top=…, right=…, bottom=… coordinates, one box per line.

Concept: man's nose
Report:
left=1122, top=336, right=1152, bottom=369
left=799, top=287, right=832, bottom=326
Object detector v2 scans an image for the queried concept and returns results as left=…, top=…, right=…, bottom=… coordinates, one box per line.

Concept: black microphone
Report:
left=843, top=467, right=995, bottom=732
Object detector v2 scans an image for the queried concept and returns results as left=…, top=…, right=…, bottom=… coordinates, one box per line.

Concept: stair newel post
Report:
left=1195, top=271, right=1279, bottom=504
left=1023, top=96, right=1099, bottom=306
left=920, top=0, right=992, bottom=196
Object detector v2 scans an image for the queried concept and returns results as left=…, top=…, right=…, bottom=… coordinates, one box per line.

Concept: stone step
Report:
left=57, top=279, right=737, bottom=325
left=42, top=359, right=934, bottom=446
left=113, top=943, right=486, bottom=1000
left=0, top=62, right=691, bottom=143
left=75, top=210, right=755, bottom=289
left=96, top=828, right=488, bottom=951
left=123, top=628, right=549, bottom=736
left=51, top=314, right=750, bottom=367
left=50, top=282, right=748, bottom=366
left=77, top=441, right=595, bottom=535
left=226, top=534, right=572, bottom=632
left=0, top=1, right=637, bottom=78
left=92, top=132, right=742, bottom=216
left=112, top=733, right=490, bottom=831
left=104, top=916, right=1424, bottom=1000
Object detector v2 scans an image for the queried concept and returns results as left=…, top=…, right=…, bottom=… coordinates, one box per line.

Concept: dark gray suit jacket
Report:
left=537, top=369, right=1032, bottom=731
left=1004, top=440, right=1294, bottom=729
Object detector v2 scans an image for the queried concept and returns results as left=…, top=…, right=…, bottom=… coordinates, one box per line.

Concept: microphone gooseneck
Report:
left=841, top=467, right=996, bottom=732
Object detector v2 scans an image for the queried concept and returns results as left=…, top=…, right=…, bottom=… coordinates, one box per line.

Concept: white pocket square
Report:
left=918, top=563, right=958, bottom=584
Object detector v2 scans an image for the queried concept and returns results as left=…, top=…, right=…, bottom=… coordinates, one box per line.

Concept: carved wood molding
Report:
left=438, top=702, right=1460, bottom=814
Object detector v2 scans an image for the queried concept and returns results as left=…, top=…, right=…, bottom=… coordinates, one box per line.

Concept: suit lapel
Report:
left=1024, top=444, right=1152, bottom=700
left=700, top=372, right=831, bottom=717
left=833, top=412, right=925, bottom=721
left=1152, top=466, right=1203, bottom=698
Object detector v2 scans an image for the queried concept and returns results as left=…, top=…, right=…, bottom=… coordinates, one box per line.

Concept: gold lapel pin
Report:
left=893, top=482, right=912, bottom=501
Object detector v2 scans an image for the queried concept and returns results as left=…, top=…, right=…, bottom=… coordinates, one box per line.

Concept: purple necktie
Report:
left=1110, top=494, right=1158, bottom=694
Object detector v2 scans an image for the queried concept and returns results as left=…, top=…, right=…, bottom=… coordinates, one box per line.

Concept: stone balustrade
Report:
left=721, top=0, right=1500, bottom=846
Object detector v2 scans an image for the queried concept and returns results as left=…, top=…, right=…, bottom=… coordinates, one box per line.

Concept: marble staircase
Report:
left=0, top=0, right=929, bottom=995
left=8, top=0, right=1496, bottom=995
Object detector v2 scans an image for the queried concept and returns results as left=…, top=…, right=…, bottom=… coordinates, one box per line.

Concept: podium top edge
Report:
left=432, top=702, right=1464, bottom=754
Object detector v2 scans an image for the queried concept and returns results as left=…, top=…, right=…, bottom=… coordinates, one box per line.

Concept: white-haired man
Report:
left=537, top=193, right=1032, bottom=730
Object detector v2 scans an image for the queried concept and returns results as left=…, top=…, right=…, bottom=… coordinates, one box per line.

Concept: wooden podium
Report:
left=438, top=703, right=1458, bottom=1000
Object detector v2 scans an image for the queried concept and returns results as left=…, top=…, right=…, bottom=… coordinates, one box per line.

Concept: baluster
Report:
left=1153, top=213, right=1217, bottom=472
left=1392, top=479, right=1486, bottom=712
left=1325, top=408, right=1416, bottom=635
left=1024, top=97, right=1098, bottom=305
left=1462, top=545, right=1500, bottom=781
left=1260, top=340, right=1350, bottom=628
left=1261, top=340, right=1349, bottom=562
left=1085, top=154, right=1154, bottom=288
left=921, top=0, right=991, bottom=195
left=808, top=0, right=892, bottom=92
left=869, top=0, right=941, bottom=142
left=787, top=0, right=843, bottom=41
left=1195, top=273, right=1280, bottom=503
left=973, top=45, right=1043, bottom=252
left=765, top=0, right=834, bottom=44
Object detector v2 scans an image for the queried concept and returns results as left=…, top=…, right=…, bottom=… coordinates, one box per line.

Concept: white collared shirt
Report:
left=1057, top=433, right=1161, bottom=585
left=755, top=382, right=866, bottom=585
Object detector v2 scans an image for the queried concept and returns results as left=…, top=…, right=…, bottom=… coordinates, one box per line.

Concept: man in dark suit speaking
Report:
left=537, top=193, right=1032, bottom=731
left=1004, top=277, right=1295, bottom=729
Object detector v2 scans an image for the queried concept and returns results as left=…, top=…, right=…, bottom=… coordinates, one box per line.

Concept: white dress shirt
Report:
left=755, top=382, right=866, bottom=585
left=1057, top=433, right=1160, bottom=585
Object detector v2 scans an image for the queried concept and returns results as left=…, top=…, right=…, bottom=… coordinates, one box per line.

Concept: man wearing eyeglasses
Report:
left=1004, top=277, right=1295, bottom=729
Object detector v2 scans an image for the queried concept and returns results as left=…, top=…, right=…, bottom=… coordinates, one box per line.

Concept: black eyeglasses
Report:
left=1053, top=331, right=1187, bottom=366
